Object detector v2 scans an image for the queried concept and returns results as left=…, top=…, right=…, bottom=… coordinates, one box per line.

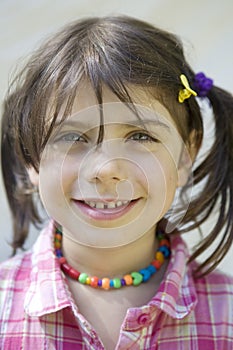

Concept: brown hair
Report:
left=1, top=16, right=233, bottom=276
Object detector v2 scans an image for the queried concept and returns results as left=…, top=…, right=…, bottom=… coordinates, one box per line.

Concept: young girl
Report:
left=1, top=15, right=233, bottom=350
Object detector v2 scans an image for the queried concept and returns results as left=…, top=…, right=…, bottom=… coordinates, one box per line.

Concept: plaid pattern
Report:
left=0, top=221, right=233, bottom=349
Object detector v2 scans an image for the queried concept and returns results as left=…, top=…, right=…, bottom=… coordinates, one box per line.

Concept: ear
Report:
left=27, top=167, right=39, bottom=187
left=177, top=130, right=197, bottom=187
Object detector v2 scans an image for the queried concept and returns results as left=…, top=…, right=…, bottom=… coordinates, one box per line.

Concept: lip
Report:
left=71, top=198, right=140, bottom=220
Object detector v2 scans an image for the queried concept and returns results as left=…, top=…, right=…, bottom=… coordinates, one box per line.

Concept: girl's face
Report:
left=39, top=83, right=192, bottom=248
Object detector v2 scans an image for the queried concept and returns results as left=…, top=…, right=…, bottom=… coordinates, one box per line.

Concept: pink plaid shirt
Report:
left=0, top=221, right=233, bottom=349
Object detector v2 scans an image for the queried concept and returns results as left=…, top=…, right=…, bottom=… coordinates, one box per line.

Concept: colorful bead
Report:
left=54, top=227, right=171, bottom=290
left=69, top=267, right=80, bottom=280
left=121, top=278, right=126, bottom=286
left=151, top=259, right=162, bottom=270
left=86, top=277, right=91, bottom=285
left=54, top=241, right=61, bottom=249
left=59, top=256, right=67, bottom=265
left=102, top=278, right=110, bottom=290
left=78, top=273, right=89, bottom=284
left=123, top=274, right=133, bottom=285
left=131, top=271, right=143, bottom=286
left=113, top=278, right=121, bottom=289
left=147, top=264, right=156, bottom=275
left=55, top=233, right=62, bottom=241
left=90, top=276, right=99, bottom=288
left=139, top=268, right=151, bottom=282
left=155, top=251, right=165, bottom=264
left=158, top=245, right=171, bottom=258
left=159, top=239, right=170, bottom=247
left=97, top=280, right=102, bottom=287
left=61, top=262, right=71, bottom=275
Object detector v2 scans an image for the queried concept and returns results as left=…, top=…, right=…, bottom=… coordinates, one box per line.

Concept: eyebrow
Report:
left=55, top=118, right=171, bottom=131
left=123, top=119, right=171, bottom=131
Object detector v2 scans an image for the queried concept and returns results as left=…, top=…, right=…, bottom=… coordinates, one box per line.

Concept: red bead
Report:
left=151, top=260, right=162, bottom=269
left=159, top=239, right=170, bottom=248
left=61, top=262, right=71, bottom=274
left=59, top=256, right=67, bottom=265
left=68, top=268, right=80, bottom=280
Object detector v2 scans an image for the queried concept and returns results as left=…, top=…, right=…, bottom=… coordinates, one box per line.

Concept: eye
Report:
left=54, top=132, right=87, bottom=143
left=127, top=132, right=159, bottom=143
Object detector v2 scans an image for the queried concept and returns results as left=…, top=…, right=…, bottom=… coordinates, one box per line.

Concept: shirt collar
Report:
left=24, top=222, right=197, bottom=320
left=24, top=221, right=71, bottom=317
left=149, top=234, right=197, bottom=319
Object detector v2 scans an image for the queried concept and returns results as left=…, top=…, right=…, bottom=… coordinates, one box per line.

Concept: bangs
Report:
left=11, top=16, right=201, bottom=170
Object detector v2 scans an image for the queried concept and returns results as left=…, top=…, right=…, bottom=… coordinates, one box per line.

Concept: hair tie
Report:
left=178, top=74, right=197, bottom=103
left=178, top=72, right=213, bottom=103
left=193, top=72, right=213, bottom=97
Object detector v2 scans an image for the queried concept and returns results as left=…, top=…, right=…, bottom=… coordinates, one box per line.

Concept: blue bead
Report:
left=147, top=264, right=156, bottom=275
left=109, top=280, right=114, bottom=287
left=158, top=246, right=170, bottom=258
left=139, top=268, right=151, bottom=282
left=55, top=249, right=62, bottom=258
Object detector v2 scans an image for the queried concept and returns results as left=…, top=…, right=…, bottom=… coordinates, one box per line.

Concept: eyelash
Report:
left=55, top=131, right=159, bottom=144
left=56, top=132, right=87, bottom=143
left=127, top=132, right=159, bottom=143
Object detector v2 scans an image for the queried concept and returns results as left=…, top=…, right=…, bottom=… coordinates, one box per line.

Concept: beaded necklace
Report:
left=54, top=227, right=171, bottom=290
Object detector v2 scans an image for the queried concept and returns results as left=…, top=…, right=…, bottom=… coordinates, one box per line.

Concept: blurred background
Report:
left=0, top=0, right=232, bottom=275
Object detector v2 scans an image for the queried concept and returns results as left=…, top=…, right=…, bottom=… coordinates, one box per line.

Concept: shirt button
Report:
left=137, top=313, right=150, bottom=325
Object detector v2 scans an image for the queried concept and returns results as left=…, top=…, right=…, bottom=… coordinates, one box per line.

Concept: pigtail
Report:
left=188, top=86, right=233, bottom=276
left=1, top=92, right=42, bottom=255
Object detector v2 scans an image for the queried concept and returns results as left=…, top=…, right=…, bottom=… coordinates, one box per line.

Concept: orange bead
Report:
left=102, top=278, right=110, bottom=290
left=155, top=251, right=165, bottom=264
left=123, top=274, right=133, bottom=285
left=90, top=276, right=99, bottom=288
left=159, top=239, right=170, bottom=248
left=55, top=233, right=62, bottom=241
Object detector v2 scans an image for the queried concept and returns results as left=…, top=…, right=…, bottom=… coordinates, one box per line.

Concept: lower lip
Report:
left=71, top=199, right=140, bottom=220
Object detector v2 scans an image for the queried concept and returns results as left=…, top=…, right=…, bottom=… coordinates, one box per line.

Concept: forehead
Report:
left=56, top=81, right=177, bottom=130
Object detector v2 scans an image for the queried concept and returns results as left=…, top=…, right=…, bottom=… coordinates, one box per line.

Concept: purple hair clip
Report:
left=193, top=72, right=213, bottom=97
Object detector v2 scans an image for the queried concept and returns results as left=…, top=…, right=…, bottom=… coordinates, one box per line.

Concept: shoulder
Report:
left=194, top=267, right=233, bottom=293
left=0, top=249, right=32, bottom=279
left=0, top=250, right=32, bottom=308
left=192, top=266, right=233, bottom=321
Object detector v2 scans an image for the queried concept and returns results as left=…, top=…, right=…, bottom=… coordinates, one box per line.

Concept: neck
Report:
left=61, top=226, right=157, bottom=278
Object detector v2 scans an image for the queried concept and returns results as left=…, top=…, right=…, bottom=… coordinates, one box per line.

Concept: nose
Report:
left=83, top=146, right=127, bottom=184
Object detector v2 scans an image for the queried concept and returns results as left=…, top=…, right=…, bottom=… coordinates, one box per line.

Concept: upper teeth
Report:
left=84, top=200, right=129, bottom=209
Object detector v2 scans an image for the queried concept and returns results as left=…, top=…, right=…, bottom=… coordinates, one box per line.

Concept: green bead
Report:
left=113, top=278, right=121, bottom=289
left=78, top=273, right=89, bottom=284
left=131, top=272, right=143, bottom=286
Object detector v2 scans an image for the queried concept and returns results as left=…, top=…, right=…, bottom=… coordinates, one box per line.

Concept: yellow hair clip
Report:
left=178, top=74, right=197, bottom=103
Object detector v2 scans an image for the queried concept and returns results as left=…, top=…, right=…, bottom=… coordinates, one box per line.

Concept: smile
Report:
left=72, top=199, right=139, bottom=220
left=84, top=200, right=130, bottom=209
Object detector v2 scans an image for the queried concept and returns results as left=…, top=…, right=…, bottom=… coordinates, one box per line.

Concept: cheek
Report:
left=139, top=150, right=178, bottom=211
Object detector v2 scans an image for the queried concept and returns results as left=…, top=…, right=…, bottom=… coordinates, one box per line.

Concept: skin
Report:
left=29, top=82, right=193, bottom=277
left=28, top=82, right=194, bottom=348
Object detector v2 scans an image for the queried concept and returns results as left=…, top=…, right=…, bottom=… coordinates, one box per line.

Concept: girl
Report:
left=1, top=15, right=233, bottom=350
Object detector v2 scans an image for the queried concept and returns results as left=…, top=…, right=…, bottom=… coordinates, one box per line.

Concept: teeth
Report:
left=96, top=202, right=104, bottom=209
left=89, top=201, right=96, bottom=208
left=84, top=200, right=130, bottom=209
